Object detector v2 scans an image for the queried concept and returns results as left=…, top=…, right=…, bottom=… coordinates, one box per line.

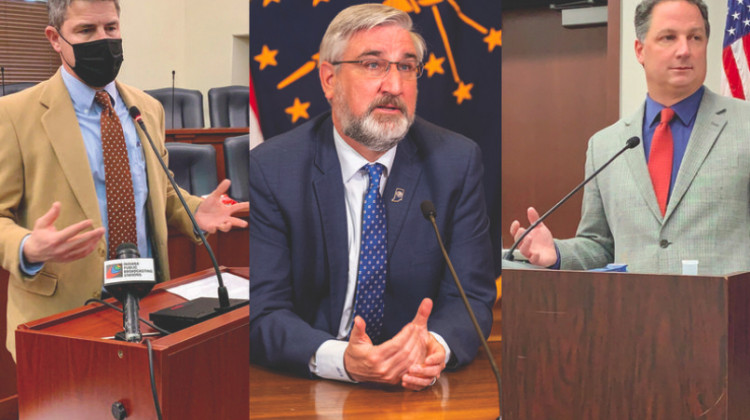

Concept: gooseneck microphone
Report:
left=1, top=67, right=5, bottom=96
left=170, top=70, right=175, bottom=129
left=103, top=243, right=156, bottom=342
left=504, top=136, right=640, bottom=261
left=129, top=106, right=247, bottom=331
left=119, top=244, right=142, bottom=342
left=421, top=201, right=502, bottom=420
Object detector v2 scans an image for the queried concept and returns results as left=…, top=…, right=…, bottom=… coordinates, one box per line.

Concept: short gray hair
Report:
left=47, top=0, right=121, bottom=29
left=634, top=0, right=709, bottom=42
left=319, top=3, right=427, bottom=66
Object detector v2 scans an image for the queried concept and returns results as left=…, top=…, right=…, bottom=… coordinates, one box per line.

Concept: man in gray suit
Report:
left=510, top=0, right=750, bottom=276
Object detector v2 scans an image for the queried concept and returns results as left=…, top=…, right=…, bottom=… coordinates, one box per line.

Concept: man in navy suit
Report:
left=248, top=4, right=495, bottom=391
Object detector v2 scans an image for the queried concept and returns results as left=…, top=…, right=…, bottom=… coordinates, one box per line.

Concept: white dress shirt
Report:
left=309, top=127, right=451, bottom=382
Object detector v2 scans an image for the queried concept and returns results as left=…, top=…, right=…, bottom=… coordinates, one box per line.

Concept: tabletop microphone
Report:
left=421, top=201, right=502, bottom=420
left=504, top=136, right=640, bottom=261
left=1, top=67, right=5, bottom=96
left=103, top=243, right=156, bottom=342
left=129, top=106, right=247, bottom=332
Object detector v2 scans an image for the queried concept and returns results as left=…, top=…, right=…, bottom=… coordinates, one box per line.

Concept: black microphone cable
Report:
left=83, top=299, right=171, bottom=336
left=83, top=298, right=167, bottom=420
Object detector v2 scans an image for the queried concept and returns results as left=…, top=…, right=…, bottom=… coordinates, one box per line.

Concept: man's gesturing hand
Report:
left=23, top=202, right=105, bottom=264
left=509, top=206, right=558, bottom=267
left=194, top=179, right=249, bottom=234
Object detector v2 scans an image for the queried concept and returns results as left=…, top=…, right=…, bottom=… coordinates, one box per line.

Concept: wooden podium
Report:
left=14, top=268, right=249, bottom=420
left=501, top=269, right=750, bottom=420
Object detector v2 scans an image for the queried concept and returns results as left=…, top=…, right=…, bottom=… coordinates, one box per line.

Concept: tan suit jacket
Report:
left=0, top=70, right=202, bottom=358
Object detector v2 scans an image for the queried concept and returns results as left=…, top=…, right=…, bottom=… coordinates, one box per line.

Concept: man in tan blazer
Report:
left=510, top=0, right=750, bottom=276
left=0, top=0, right=248, bottom=359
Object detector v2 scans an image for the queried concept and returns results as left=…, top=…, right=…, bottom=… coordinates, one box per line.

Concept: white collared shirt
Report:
left=309, top=126, right=451, bottom=382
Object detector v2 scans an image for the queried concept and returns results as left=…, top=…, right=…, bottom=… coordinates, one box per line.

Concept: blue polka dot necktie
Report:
left=353, top=163, right=387, bottom=343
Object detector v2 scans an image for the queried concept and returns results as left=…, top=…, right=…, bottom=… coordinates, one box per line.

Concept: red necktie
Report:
left=648, top=107, right=675, bottom=216
left=95, top=90, right=138, bottom=259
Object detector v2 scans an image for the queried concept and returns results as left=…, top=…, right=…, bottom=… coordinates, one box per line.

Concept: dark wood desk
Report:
left=249, top=341, right=502, bottom=419
left=165, top=127, right=249, bottom=181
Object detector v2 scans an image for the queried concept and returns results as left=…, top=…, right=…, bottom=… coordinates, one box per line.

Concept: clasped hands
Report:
left=343, top=298, right=446, bottom=391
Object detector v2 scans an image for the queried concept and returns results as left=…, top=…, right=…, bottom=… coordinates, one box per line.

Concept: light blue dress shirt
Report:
left=20, top=67, right=151, bottom=274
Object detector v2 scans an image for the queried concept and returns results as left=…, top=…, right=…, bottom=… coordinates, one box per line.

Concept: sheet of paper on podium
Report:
left=166, top=272, right=249, bottom=300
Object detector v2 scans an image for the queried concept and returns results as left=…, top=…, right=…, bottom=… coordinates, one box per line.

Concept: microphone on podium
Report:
left=129, top=106, right=247, bottom=332
left=103, top=243, right=156, bottom=342
left=504, top=136, right=640, bottom=262
left=170, top=70, right=175, bottom=129
left=421, top=200, right=502, bottom=420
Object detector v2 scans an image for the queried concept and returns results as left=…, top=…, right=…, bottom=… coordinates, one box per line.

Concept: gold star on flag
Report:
left=453, top=81, right=473, bottom=105
left=424, top=53, right=445, bottom=78
left=285, top=97, right=310, bottom=123
left=263, top=0, right=280, bottom=6
left=483, top=28, right=502, bottom=52
left=312, top=0, right=330, bottom=6
left=254, top=45, right=278, bottom=70
left=383, top=0, right=418, bottom=13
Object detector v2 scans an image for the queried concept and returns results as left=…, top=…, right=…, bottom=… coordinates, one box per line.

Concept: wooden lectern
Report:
left=502, top=269, right=750, bottom=420
left=14, top=268, right=249, bottom=420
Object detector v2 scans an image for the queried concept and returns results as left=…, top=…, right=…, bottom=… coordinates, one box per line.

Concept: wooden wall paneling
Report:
left=501, top=5, right=619, bottom=248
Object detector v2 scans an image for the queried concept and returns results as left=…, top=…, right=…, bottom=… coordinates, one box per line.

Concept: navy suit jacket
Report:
left=248, top=112, right=495, bottom=376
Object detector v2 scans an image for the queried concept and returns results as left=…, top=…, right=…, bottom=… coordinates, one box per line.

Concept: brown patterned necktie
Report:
left=94, top=90, right=138, bottom=259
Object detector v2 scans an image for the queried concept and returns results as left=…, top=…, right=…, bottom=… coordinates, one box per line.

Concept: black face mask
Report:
left=58, top=32, right=124, bottom=87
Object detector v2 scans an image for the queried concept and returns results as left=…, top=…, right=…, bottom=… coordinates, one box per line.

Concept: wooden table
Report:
left=249, top=342, right=502, bottom=419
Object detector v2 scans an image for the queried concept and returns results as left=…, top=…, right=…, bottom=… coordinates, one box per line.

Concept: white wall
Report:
left=117, top=0, right=249, bottom=124
left=619, top=0, right=726, bottom=117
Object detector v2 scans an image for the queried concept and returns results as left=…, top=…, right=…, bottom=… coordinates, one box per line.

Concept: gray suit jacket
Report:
left=556, top=88, right=750, bottom=275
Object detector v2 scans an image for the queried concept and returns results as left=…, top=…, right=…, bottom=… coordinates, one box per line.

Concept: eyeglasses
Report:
left=331, top=58, right=424, bottom=80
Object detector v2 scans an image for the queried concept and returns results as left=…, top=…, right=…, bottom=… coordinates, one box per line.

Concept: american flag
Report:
left=722, top=0, right=750, bottom=98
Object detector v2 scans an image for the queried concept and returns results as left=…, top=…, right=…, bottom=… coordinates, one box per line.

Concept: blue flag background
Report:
left=250, top=0, right=501, bottom=274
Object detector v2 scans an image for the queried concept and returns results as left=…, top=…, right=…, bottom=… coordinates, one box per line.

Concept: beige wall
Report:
left=620, top=0, right=726, bottom=117
left=118, top=0, right=249, bottom=124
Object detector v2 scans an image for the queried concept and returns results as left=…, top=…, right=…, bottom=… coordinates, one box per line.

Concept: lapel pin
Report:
left=391, top=188, right=405, bottom=203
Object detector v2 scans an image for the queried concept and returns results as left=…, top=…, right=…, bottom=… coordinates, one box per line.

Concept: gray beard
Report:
left=334, top=91, right=415, bottom=152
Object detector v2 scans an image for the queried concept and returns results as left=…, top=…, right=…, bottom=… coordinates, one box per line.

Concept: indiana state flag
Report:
left=250, top=0, right=502, bottom=273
